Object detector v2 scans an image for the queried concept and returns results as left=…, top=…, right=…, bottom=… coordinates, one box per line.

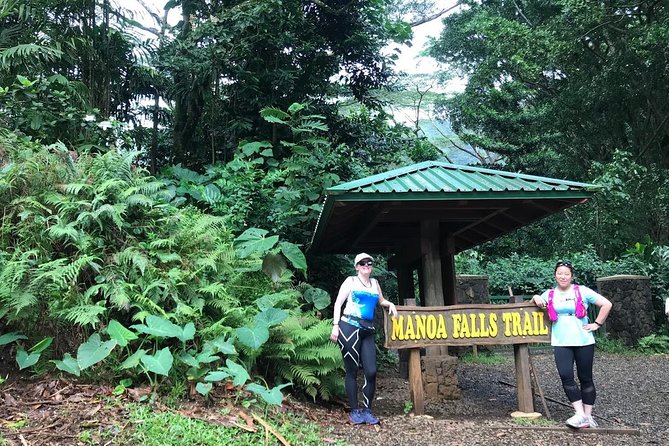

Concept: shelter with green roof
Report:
left=310, top=161, right=601, bottom=319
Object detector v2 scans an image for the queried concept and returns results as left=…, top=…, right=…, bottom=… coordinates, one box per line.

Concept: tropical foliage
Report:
left=429, top=0, right=669, bottom=256
left=1, top=0, right=669, bottom=409
left=0, top=132, right=339, bottom=402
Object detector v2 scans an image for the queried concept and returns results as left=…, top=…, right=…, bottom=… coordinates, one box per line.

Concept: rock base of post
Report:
left=422, top=355, right=461, bottom=400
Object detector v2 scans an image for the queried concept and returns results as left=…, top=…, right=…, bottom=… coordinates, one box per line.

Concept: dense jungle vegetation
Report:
left=1, top=0, right=669, bottom=411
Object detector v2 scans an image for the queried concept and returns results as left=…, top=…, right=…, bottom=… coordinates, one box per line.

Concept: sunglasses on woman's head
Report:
left=555, top=260, right=572, bottom=268
left=358, top=261, right=373, bottom=267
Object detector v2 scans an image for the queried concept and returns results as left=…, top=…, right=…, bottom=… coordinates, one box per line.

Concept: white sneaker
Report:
left=586, top=416, right=598, bottom=428
left=565, top=413, right=589, bottom=428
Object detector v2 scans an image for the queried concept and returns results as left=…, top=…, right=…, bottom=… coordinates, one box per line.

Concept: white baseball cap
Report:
left=353, top=253, right=374, bottom=266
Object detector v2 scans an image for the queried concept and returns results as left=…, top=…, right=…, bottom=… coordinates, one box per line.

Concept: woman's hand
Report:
left=330, top=325, right=339, bottom=342
left=583, top=323, right=599, bottom=332
left=532, top=294, right=545, bottom=308
left=387, top=302, right=398, bottom=317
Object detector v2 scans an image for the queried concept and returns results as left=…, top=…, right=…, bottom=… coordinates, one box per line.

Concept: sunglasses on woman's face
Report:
left=358, top=261, right=373, bottom=267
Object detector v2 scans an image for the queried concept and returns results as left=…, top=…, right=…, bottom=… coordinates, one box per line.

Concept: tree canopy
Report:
left=427, top=0, right=669, bottom=255
left=429, top=0, right=669, bottom=176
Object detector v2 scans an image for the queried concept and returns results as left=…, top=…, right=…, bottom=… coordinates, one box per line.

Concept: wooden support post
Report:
left=420, top=220, right=447, bottom=356
left=509, top=290, right=533, bottom=412
left=514, top=343, right=534, bottom=413
left=441, top=233, right=457, bottom=306
left=529, top=353, right=551, bottom=419
left=398, top=297, right=417, bottom=379
left=408, top=348, right=424, bottom=415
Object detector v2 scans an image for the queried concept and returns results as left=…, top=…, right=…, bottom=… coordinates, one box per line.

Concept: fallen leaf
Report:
left=127, top=387, right=152, bottom=402
left=3, top=392, right=17, bottom=406
left=85, top=405, right=102, bottom=418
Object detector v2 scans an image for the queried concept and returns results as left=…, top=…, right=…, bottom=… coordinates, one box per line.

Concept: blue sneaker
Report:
left=348, top=409, right=365, bottom=425
left=361, top=408, right=379, bottom=425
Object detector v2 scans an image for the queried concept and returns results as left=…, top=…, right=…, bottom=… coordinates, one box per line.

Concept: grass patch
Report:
left=459, top=351, right=507, bottom=365
left=636, top=333, right=669, bottom=354
left=595, top=334, right=636, bottom=354
left=119, top=404, right=349, bottom=446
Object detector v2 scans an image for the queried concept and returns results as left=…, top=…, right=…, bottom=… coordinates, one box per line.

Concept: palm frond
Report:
left=0, top=44, right=63, bottom=69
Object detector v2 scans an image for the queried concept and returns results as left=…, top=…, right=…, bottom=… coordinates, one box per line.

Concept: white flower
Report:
left=83, top=114, right=96, bottom=122
left=97, top=121, right=113, bottom=130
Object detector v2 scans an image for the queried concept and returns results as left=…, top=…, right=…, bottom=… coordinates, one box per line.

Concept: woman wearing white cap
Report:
left=330, top=253, right=398, bottom=425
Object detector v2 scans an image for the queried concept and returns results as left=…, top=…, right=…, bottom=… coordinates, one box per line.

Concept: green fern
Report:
left=115, top=248, right=149, bottom=275
left=148, top=238, right=176, bottom=249
left=92, top=203, right=126, bottom=228
left=47, top=220, right=81, bottom=243
left=2, top=140, right=334, bottom=402
left=59, top=302, right=106, bottom=327
left=62, top=255, right=99, bottom=284
left=261, top=316, right=344, bottom=401
left=107, top=281, right=134, bottom=310
left=153, top=252, right=181, bottom=263
left=124, top=194, right=154, bottom=207
left=62, top=183, right=92, bottom=196
left=2, top=290, right=38, bottom=316
left=287, top=364, right=320, bottom=386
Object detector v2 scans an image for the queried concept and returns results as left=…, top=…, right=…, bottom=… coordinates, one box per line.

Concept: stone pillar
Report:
left=455, top=275, right=490, bottom=305
left=422, top=355, right=460, bottom=400
left=596, top=275, right=653, bottom=346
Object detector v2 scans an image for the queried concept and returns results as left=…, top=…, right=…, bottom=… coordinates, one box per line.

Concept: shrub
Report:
left=0, top=133, right=342, bottom=403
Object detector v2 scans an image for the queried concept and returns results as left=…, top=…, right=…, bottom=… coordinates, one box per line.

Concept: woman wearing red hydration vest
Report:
left=532, top=260, right=612, bottom=429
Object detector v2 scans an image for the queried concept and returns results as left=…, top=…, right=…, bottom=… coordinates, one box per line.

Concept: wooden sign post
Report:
left=383, top=302, right=550, bottom=415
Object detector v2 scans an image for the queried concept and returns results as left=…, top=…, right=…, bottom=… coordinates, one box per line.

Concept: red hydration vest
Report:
left=547, top=284, right=587, bottom=322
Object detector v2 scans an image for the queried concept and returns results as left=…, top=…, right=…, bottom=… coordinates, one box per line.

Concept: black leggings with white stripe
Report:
left=337, top=320, right=377, bottom=409
left=554, top=344, right=596, bottom=405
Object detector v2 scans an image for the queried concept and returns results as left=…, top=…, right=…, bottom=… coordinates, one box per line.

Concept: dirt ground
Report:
left=325, top=350, right=669, bottom=446
left=0, top=350, right=667, bottom=446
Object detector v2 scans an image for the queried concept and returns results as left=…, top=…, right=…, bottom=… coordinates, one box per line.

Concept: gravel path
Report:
left=325, top=350, right=669, bottom=446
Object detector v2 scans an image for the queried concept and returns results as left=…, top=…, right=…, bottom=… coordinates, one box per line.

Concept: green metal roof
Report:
left=328, top=161, right=600, bottom=196
left=310, top=161, right=601, bottom=255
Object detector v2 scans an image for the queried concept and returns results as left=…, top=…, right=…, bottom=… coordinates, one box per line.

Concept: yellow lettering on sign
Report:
left=469, top=314, right=480, bottom=337
left=460, top=313, right=471, bottom=338
left=416, top=315, right=427, bottom=340
left=391, top=316, right=403, bottom=341
left=426, top=315, right=436, bottom=339
left=437, top=314, right=448, bottom=339
left=477, top=313, right=489, bottom=337
left=502, top=312, right=513, bottom=336
left=406, top=315, right=416, bottom=340
left=489, top=313, right=498, bottom=337
left=512, top=312, right=522, bottom=336
left=536, top=311, right=549, bottom=334
left=389, top=309, right=547, bottom=345
left=452, top=314, right=462, bottom=339
left=523, top=311, right=534, bottom=336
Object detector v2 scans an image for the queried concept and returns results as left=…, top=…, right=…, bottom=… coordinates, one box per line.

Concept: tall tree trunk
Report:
left=171, top=0, right=205, bottom=166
